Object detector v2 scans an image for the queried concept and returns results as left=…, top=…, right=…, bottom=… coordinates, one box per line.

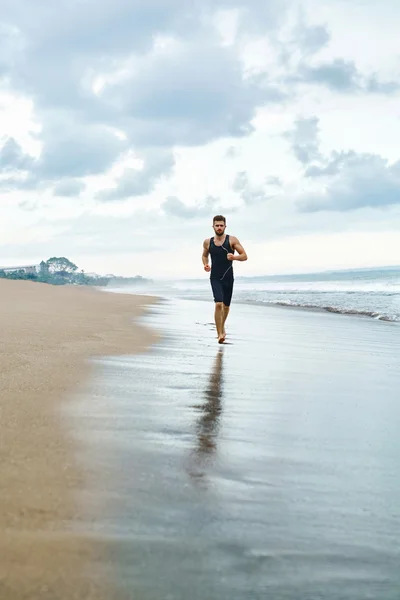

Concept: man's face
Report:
left=213, top=221, right=226, bottom=236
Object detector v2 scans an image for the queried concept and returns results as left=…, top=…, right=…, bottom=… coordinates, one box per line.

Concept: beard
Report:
left=214, top=228, right=225, bottom=237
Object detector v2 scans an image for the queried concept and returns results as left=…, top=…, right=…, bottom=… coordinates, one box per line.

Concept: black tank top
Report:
left=209, top=235, right=234, bottom=280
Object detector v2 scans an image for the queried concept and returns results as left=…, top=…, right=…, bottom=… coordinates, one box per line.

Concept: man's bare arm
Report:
left=202, top=239, right=211, bottom=271
left=228, top=236, right=248, bottom=262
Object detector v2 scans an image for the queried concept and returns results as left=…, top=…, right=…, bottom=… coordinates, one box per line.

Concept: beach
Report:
left=2, top=279, right=400, bottom=599
left=0, top=279, right=157, bottom=599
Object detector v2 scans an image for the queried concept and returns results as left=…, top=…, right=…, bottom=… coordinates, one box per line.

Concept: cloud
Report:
left=0, top=1, right=288, bottom=197
left=298, top=58, right=360, bottom=92
left=284, top=115, right=400, bottom=212
left=366, top=75, right=400, bottom=94
left=0, top=138, right=33, bottom=172
left=101, top=41, right=285, bottom=148
left=0, top=124, right=126, bottom=192
left=161, top=195, right=222, bottom=219
left=233, top=171, right=271, bottom=204
left=294, top=23, right=331, bottom=56
left=53, top=179, right=85, bottom=197
left=278, top=18, right=399, bottom=96
left=18, top=200, right=38, bottom=212
left=300, top=153, right=400, bottom=212
left=35, top=121, right=127, bottom=179
left=97, top=150, right=175, bottom=201
left=265, top=175, right=282, bottom=186
left=1, top=0, right=396, bottom=206
left=284, top=116, right=322, bottom=165
left=304, top=150, right=368, bottom=178
left=294, top=58, right=400, bottom=95
left=278, top=19, right=331, bottom=64
left=225, top=146, right=239, bottom=159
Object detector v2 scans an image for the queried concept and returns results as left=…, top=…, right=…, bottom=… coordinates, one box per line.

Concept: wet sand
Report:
left=71, top=296, right=400, bottom=600
left=0, top=279, right=157, bottom=599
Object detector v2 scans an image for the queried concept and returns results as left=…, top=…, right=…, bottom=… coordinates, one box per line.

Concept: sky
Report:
left=1, top=0, right=400, bottom=278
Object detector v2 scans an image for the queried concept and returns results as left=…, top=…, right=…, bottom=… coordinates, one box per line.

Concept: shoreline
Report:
left=239, top=298, right=399, bottom=323
left=154, top=291, right=399, bottom=324
left=0, top=279, right=159, bottom=599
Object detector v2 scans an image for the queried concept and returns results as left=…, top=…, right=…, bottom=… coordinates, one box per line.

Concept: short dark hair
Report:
left=213, top=215, right=226, bottom=224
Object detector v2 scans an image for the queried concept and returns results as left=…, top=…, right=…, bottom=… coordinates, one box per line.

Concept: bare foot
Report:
left=218, top=333, right=226, bottom=344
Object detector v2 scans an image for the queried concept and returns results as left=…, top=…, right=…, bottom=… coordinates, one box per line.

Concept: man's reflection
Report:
left=189, top=348, right=224, bottom=483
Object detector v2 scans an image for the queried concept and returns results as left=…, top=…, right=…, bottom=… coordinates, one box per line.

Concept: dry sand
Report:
left=0, top=279, right=158, bottom=599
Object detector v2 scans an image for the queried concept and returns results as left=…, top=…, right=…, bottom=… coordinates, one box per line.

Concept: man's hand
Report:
left=204, top=264, right=211, bottom=272
left=227, top=253, right=234, bottom=261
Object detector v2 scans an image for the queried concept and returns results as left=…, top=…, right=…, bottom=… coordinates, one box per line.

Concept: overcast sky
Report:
left=1, top=0, right=399, bottom=278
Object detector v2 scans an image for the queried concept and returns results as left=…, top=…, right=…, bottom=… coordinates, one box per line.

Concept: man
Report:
left=202, top=215, right=248, bottom=344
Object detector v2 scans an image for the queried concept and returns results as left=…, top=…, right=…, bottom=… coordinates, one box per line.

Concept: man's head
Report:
left=213, top=215, right=226, bottom=237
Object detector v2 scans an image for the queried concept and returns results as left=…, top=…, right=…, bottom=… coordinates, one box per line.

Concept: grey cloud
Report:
left=219, top=0, right=288, bottom=34
left=226, top=146, right=239, bottom=159
left=304, top=150, right=374, bottom=178
left=35, top=121, right=127, bottom=179
left=284, top=116, right=321, bottom=165
left=2, top=0, right=395, bottom=204
left=286, top=115, right=400, bottom=212
left=161, top=196, right=221, bottom=219
left=0, top=0, right=287, bottom=194
left=103, top=43, right=285, bottom=147
left=0, top=125, right=125, bottom=192
left=0, top=23, right=24, bottom=76
left=300, top=152, right=400, bottom=212
left=294, top=59, right=400, bottom=95
left=0, top=138, right=34, bottom=172
left=233, top=171, right=271, bottom=205
left=0, top=172, right=43, bottom=192
left=53, top=179, right=85, bottom=197
left=98, top=150, right=174, bottom=201
left=18, top=200, right=38, bottom=211
left=0, top=119, right=126, bottom=177
left=265, top=175, right=282, bottom=186
left=279, top=19, right=330, bottom=65
left=298, top=59, right=360, bottom=91
left=233, top=172, right=248, bottom=192
left=296, top=23, right=330, bottom=55
left=366, top=75, right=400, bottom=95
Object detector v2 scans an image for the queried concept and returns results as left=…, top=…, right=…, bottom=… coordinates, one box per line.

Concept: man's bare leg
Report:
left=214, top=302, right=224, bottom=341
left=220, top=305, right=230, bottom=341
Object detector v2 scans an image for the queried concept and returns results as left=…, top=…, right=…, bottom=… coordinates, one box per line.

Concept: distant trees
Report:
left=0, top=257, right=96, bottom=286
left=45, top=257, right=78, bottom=274
left=39, top=261, right=49, bottom=275
left=0, top=257, right=149, bottom=287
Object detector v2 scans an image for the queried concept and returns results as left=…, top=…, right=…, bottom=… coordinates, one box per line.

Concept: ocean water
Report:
left=107, top=267, right=400, bottom=322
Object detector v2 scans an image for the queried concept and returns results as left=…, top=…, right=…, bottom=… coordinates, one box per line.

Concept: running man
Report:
left=202, top=215, right=248, bottom=343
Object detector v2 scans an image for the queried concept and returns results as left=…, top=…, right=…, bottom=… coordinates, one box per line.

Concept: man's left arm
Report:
left=228, top=236, right=248, bottom=262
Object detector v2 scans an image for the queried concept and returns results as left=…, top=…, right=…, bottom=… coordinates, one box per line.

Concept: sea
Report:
left=108, top=267, right=400, bottom=323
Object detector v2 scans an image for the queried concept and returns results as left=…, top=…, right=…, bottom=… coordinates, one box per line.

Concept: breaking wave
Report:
left=262, top=300, right=398, bottom=322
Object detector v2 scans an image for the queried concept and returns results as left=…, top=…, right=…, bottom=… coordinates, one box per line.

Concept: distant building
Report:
left=0, top=264, right=40, bottom=274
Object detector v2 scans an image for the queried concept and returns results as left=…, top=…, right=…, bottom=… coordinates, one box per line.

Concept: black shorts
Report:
left=210, top=278, right=234, bottom=307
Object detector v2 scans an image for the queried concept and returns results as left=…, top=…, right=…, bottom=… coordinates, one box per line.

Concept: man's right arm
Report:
left=202, top=239, right=211, bottom=272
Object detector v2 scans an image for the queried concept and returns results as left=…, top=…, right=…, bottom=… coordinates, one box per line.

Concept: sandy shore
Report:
left=0, top=279, right=158, bottom=599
